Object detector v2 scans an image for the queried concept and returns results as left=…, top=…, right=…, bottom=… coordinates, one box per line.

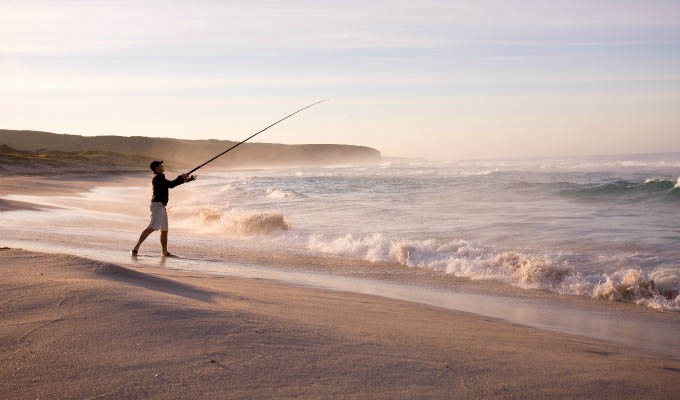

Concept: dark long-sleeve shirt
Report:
left=151, top=173, right=184, bottom=205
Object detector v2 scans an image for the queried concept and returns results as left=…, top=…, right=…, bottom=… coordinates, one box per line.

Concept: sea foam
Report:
left=266, top=188, right=297, bottom=199
left=307, top=233, right=680, bottom=311
left=170, top=206, right=290, bottom=235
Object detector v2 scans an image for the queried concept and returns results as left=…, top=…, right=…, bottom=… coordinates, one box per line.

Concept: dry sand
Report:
left=2, top=248, right=679, bottom=399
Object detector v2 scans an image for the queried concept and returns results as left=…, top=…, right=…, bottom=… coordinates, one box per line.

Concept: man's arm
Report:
left=166, top=175, right=186, bottom=188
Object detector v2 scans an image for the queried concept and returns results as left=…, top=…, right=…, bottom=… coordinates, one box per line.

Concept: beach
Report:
left=3, top=247, right=680, bottom=399
left=1, top=166, right=679, bottom=398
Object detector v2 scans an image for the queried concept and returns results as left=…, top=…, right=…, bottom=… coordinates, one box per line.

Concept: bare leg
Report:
left=160, top=230, right=169, bottom=255
left=133, top=228, right=154, bottom=252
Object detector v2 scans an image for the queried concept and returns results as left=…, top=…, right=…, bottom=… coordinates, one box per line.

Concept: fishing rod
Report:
left=186, top=99, right=327, bottom=178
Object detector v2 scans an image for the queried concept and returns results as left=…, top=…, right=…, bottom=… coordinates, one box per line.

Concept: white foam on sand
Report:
left=306, top=233, right=680, bottom=311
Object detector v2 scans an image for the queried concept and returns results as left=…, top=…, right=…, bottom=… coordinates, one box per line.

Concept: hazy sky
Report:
left=2, top=0, right=679, bottom=160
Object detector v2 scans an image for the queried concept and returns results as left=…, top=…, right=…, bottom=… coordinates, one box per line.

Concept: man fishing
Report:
left=131, top=100, right=325, bottom=258
left=131, top=161, right=192, bottom=257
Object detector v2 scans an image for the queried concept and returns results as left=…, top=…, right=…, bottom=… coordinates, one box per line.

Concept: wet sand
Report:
left=2, top=248, right=680, bottom=399
left=0, top=173, right=146, bottom=198
left=0, top=198, right=51, bottom=211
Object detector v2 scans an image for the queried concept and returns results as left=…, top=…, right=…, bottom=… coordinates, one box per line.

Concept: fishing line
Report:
left=186, top=99, right=327, bottom=178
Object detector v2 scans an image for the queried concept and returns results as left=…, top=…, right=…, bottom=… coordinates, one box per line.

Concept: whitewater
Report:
left=164, top=153, right=680, bottom=312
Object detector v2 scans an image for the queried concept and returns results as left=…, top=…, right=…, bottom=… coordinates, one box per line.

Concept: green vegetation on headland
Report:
left=0, top=129, right=381, bottom=174
left=0, top=144, right=150, bottom=175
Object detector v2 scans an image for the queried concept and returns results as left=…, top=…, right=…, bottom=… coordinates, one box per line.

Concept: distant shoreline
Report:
left=0, top=129, right=382, bottom=170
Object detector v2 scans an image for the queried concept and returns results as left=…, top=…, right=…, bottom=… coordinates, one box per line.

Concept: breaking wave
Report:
left=307, top=233, right=680, bottom=311
left=459, top=168, right=498, bottom=176
left=562, top=177, right=680, bottom=201
left=170, top=206, right=291, bottom=235
left=266, top=188, right=297, bottom=199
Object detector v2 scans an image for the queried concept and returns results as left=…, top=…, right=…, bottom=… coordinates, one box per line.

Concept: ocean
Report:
left=161, top=153, right=679, bottom=312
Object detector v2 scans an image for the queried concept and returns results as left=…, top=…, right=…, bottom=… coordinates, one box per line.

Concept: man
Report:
left=131, top=160, right=192, bottom=257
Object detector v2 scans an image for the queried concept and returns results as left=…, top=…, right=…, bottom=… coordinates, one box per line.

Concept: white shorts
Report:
left=147, top=202, right=168, bottom=231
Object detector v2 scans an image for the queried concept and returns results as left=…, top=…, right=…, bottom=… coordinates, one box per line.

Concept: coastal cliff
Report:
left=0, top=129, right=382, bottom=171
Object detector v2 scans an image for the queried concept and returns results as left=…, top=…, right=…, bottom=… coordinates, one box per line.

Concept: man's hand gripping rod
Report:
left=185, top=99, right=327, bottom=181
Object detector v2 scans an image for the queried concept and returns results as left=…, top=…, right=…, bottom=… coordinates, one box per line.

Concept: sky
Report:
left=1, top=0, right=679, bottom=160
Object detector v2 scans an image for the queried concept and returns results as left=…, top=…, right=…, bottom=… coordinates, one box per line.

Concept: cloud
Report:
left=2, top=0, right=679, bottom=158
left=2, top=0, right=679, bottom=55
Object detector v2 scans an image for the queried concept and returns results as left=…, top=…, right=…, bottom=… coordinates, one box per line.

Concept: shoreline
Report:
left=6, top=239, right=680, bottom=359
left=2, top=247, right=680, bottom=399
left=1, top=173, right=678, bottom=332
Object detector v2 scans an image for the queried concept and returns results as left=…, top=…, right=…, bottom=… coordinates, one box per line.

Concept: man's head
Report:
left=149, top=160, right=164, bottom=174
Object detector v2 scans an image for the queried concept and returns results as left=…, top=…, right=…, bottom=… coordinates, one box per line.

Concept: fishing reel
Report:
left=187, top=174, right=197, bottom=182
